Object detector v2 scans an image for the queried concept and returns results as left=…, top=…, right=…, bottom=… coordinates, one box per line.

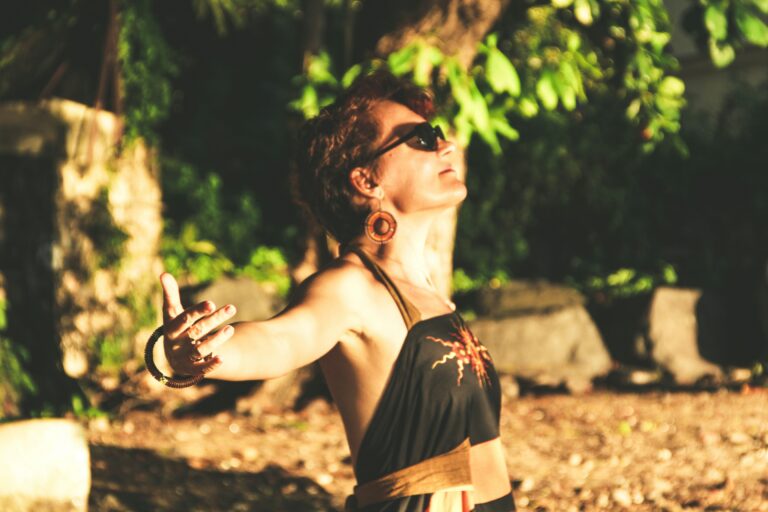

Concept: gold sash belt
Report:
left=348, top=438, right=473, bottom=509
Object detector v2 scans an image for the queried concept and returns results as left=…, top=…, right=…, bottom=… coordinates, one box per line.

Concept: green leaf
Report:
left=662, top=264, right=678, bottom=285
left=658, top=76, right=685, bottom=97
left=705, top=4, right=728, bottom=41
left=752, top=0, right=768, bottom=15
left=655, top=95, right=683, bottom=115
left=552, top=0, right=574, bottom=7
left=607, top=268, right=636, bottom=286
left=453, top=111, right=473, bottom=146
left=649, top=31, right=672, bottom=52
left=447, top=60, right=474, bottom=111
left=469, top=79, right=492, bottom=133
left=536, top=71, right=559, bottom=111
left=518, top=97, right=539, bottom=118
left=491, top=116, right=520, bottom=141
left=307, top=52, right=337, bottom=85
left=574, top=0, right=593, bottom=25
left=341, top=64, right=362, bottom=88
left=567, top=32, right=582, bottom=51
left=557, top=61, right=582, bottom=108
left=486, top=48, right=521, bottom=96
left=560, top=85, right=577, bottom=110
left=735, top=6, right=768, bottom=46
left=291, top=84, right=319, bottom=118
left=626, top=98, right=642, bottom=120
left=387, top=45, right=417, bottom=75
left=708, top=38, right=735, bottom=67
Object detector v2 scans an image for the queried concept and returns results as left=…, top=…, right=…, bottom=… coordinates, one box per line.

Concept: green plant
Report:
left=238, top=246, right=291, bottom=296
left=83, top=188, right=129, bottom=270
left=70, top=394, right=108, bottom=420
left=118, top=0, right=179, bottom=144
left=577, top=264, right=678, bottom=300
left=0, top=300, right=36, bottom=418
left=684, top=0, right=768, bottom=67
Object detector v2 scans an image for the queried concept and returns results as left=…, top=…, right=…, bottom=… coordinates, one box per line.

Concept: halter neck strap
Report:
left=343, top=244, right=422, bottom=330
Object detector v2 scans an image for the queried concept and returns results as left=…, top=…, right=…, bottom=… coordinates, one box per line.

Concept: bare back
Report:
left=318, top=249, right=456, bottom=463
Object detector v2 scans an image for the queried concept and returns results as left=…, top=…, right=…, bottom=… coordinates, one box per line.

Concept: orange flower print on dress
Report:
left=426, top=318, right=492, bottom=386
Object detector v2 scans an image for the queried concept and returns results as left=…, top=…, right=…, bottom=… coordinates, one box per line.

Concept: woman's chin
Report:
left=435, top=183, right=468, bottom=209
left=449, top=181, right=468, bottom=203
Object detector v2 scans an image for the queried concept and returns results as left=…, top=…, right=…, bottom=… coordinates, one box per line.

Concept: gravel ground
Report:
left=88, top=383, right=768, bottom=511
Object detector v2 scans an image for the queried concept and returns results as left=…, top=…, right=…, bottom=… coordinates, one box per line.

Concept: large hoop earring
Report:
left=364, top=200, right=397, bottom=244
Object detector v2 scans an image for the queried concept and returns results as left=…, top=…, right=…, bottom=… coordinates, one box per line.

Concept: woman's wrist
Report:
left=145, top=326, right=205, bottom=388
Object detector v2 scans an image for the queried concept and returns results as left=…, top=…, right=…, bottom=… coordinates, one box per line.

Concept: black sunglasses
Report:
left=369, top=122, right=446, bottom=161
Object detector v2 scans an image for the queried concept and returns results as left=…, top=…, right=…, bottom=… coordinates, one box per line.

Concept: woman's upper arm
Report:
left=214, top=262, right=367, bottom=380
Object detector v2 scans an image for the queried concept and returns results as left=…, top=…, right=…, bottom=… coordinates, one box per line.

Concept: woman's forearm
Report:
left=203, top=321, right=295, bottom=381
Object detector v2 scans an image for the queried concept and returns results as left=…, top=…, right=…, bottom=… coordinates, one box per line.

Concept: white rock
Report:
left=0, top=419, right=90, bottom=511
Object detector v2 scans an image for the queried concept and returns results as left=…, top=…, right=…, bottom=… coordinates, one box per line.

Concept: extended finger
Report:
left=165, top=300, right=216, bottom=339
left=160, top=273, right=184, bottom=323
left=184, top=304, right=237, bottom=342
left=195, top=324, right=235, bottom=356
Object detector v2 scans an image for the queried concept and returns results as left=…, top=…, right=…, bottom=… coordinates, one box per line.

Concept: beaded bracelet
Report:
left=144, top=326, right=205, bottom=388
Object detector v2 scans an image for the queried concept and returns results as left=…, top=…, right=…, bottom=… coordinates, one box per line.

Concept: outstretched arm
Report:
left=159, top=263, right=364, bottom=382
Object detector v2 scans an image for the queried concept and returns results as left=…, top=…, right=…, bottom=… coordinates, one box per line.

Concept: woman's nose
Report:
left=438, top=138, right=456, bottom=158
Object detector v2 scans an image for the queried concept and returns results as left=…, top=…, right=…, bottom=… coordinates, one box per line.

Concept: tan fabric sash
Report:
left=351, top=438, right=473, bottom=508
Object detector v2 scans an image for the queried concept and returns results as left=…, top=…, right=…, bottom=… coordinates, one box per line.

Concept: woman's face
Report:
left=367, top=100, right=466, bottom=215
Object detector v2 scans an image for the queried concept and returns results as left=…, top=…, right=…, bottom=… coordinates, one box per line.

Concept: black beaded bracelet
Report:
left=144, top=326, right=205, bottom=389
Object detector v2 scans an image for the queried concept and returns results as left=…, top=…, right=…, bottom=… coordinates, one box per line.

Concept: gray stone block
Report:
left=647, top=287, right=723, bottom=384
left=470, top=302, right=611, bottom=393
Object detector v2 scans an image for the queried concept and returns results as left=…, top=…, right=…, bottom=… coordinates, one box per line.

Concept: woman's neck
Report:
left=351, top=214, right=435, bottom=289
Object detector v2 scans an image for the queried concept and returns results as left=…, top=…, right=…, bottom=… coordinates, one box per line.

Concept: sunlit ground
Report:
left=87, top=385, right=768, bottom=511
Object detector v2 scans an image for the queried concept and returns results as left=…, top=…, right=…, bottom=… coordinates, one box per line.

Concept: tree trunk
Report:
left=292, top=0, right=331, bottom=286
left=359, top=0, right=511, bottom=296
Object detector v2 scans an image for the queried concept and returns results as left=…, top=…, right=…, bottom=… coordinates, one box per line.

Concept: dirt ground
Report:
left=87, top=381, right=768, bottom=512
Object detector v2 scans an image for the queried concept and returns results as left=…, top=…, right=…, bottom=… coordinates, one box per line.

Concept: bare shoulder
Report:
left=289, top=254, right=378, bottom=311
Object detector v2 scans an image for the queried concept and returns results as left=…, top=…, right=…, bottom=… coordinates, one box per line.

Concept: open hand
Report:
left=160, top=272, right=237, bottom=376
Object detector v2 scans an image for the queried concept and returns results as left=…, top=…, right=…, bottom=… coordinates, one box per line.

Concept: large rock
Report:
left=473, top=280, right=585, bottom=317
left=0, top=99, right=163, bottom=390
left=188, top=276, right=285, bottom=323
left=0, top=419, right=90, bottom=511
left=468, top=281, right=611, bottom=393
left=647, top=287, right=723, bottom=384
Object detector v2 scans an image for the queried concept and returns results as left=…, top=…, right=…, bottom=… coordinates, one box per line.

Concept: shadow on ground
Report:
left=89, top=444, right=338, bottom=512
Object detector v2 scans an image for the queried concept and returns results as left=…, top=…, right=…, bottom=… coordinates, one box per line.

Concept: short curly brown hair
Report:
left=294, top=70, right=435, bottom=244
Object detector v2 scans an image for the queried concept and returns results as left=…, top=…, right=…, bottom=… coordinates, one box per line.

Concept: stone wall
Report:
left=0, top=98, right=162, bottom=410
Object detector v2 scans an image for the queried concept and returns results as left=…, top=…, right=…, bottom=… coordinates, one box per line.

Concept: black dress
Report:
left=346, top=246, right=516, bottom=512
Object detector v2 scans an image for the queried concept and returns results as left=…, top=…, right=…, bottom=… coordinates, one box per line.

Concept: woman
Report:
left=153, top=71, right=516, bottom=511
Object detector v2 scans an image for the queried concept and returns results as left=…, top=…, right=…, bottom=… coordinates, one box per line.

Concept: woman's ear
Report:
left=349, top=167, right=381, bottom=199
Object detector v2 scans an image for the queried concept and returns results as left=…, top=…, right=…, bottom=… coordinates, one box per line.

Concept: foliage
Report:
left=70, top=394, right=108, bottom=419
left=118, top=0, right=178, bottom=144
left=452, top=268, right=510, bottom=295
left=683, top=0, right=768, bottom=67
left=82, top=187, right=129, bottom=270
left=0, top=301, right=36, bottom=418
left=161, top=158, right=292, bottom=294
left=577, top=264, right=678, bottom=300
left=292, top=0, right=687, bottom=155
